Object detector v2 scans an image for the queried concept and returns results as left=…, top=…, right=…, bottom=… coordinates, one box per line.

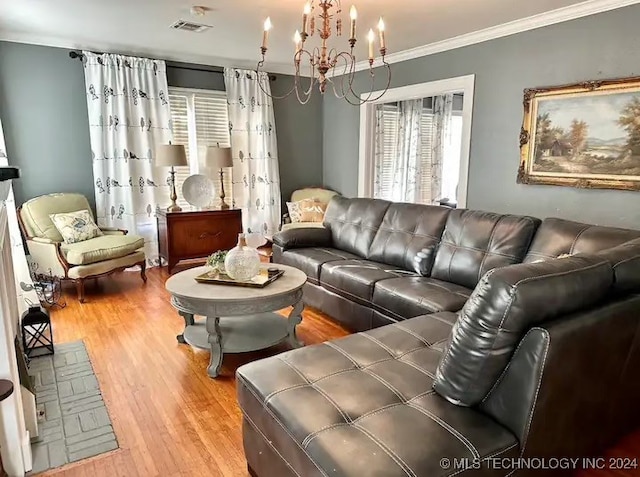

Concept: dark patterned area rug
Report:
left=27, top=341, right=118, bottom=474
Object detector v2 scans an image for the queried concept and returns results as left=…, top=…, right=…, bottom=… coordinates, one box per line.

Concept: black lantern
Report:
left=21, top=306, right=54, bottom=357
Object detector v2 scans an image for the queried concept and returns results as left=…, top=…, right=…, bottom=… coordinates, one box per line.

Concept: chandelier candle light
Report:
left=258, top=0, right=391, bottom=105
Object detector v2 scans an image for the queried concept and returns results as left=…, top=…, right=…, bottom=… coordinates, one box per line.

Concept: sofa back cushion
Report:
left=323, top=197, right=391, bottom=258
left=524, top=218, right=640, bottom=263
left=431, top=210, right=541, bottom=289
left=368, top=203, right=451, bottom=274
left=20, top=193, right=93, bottom=242
left=596, top=238, right=640, bottom=294
left=433, top=255, right=613, bottom=407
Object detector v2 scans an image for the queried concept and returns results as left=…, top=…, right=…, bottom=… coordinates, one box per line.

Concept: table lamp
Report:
left=206, top=145, right=233, bottom=210
left=156, top=144, right=188, bottom=212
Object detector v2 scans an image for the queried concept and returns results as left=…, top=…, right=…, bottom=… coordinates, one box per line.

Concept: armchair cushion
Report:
left=20, top=193, right=94, bottom=242
left=50, top=210, right=103, bottom=244
left=61, top=234, right=144, bottom=265
left=273, top=227, right=332, bottom=251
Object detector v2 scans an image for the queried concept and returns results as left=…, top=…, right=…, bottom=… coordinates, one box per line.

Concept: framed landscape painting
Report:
left=518, top=77, right=640, bottom=190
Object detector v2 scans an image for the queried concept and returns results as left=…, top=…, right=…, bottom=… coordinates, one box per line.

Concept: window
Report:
left=375, top=102, right=461, bottom=205
left=358, top=75, right=474, bottom=207
left=167, top=87, right=230, bottom=209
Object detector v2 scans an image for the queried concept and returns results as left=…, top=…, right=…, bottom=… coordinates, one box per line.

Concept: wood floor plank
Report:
left=36, top=267, right=640, bottom=476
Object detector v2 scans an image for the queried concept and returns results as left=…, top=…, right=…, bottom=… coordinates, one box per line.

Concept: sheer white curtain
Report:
left=430, top=94, right=454, bottom=204
left=83, top=52, right=172, bottom=265
left=373, top=99, right=423, bottom=202
left=224, top=68, right=281, bottom=236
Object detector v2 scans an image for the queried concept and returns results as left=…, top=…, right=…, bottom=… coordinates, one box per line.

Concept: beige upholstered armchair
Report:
left=18, top=193, right=146, bottom=302
left=282, top=187, right=338, bottom=232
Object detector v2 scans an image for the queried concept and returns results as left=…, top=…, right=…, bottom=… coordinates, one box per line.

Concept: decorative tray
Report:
left=194, top=268, right=284, bottom=288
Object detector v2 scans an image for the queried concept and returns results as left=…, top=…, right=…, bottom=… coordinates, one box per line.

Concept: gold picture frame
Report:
left=518, top=76, right=640, bottom=191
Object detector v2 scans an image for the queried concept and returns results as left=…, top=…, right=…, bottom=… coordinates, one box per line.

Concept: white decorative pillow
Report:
left=49, top=210, right=103, bottom=244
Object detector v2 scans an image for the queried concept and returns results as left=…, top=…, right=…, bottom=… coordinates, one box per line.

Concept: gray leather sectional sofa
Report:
left=237, top=196, right=640, bottom=476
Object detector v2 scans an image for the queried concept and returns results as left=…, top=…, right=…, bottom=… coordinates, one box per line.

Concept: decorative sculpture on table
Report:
left=224, top=233, right=260, bottom=280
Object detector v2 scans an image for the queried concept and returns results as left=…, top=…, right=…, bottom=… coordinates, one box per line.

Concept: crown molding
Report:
left=0, top=33, right=299, bottom=77
left=354, top=0, right=640, bottom=72
left=2, top=0, right=638, bottom=79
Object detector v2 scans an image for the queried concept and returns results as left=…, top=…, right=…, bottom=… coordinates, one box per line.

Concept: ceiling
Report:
left=0, top=0, right=632, bottom=75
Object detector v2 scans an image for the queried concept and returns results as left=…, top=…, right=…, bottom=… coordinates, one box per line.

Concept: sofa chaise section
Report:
left=239, top=240, right=640, bottom=477
left=238, top=312, right=519, bottom=477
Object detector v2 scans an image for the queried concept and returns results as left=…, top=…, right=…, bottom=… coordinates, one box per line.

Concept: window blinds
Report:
left=167, top=92, right=191, bottom=209
left=167, top=88, right=231, bottom=209
left=376, top=104, right=435, bottom=204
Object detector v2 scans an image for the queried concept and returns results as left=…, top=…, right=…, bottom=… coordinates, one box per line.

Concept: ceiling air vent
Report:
left=170, top=20, right=211, bottom=33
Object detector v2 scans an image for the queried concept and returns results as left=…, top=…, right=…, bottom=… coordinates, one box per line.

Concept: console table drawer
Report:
left=157, top=209, right=242, bottom=273
left=169, top=216, right=239, bottom=255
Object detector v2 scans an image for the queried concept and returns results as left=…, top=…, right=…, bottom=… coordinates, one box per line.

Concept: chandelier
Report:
left=257, top=0, right=391, bottom=105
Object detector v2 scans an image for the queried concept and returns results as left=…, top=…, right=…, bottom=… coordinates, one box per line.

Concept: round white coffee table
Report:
left=165, top=264, right=307, bottom=378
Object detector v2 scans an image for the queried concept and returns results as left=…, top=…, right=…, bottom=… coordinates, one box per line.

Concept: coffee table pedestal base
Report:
left=181, top=313, right=302, bottom=378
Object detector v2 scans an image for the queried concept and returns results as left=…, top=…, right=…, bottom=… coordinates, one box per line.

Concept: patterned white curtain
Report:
left=430, top=94, right=454, bottom=204
left=374, top=99, right=423, bottom=202
left=82, top=52, right=172, bottom=266
left=224, top=68, right=281, bottom=236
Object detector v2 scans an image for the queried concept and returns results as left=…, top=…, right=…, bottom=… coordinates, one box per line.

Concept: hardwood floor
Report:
left=40, top=267, right=348, bottom=477
left=38, top=267, right=640, bottom=477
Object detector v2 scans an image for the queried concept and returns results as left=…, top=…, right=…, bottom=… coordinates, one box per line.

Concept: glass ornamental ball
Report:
left=224, top=234, right=261, bottom=281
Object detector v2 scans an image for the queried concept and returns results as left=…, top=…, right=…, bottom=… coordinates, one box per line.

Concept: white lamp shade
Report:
left=206, top=146, right=233, bottom=169
left=155, top=144, right=188, bottom=167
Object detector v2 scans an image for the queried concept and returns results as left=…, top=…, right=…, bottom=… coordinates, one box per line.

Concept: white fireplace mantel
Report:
left=0, top=175, right=32, bottom=476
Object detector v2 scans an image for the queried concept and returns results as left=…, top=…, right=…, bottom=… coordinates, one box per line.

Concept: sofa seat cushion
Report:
left=62, top=234, right=145, bottom=265
left=372, top=277, right=472, bottom=320
left=277, top=248, right=360, bottom=284
left=320, top=259, right=416, bottom=305
left=237, top=315, right=518, bottom=477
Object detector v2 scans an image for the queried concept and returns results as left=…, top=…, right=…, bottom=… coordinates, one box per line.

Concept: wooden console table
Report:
left=157, top=209, right=242, bottom=274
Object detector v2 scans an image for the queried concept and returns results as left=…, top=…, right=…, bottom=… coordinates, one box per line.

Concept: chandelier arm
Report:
left=255, top=57, right=296, bottom=100
left=337, top=60, right=393, bottom=106
left=296, top=49, right=317, bottom=97
left=328, top=51, right=356, bottom=100
left=294, top=76, right=315, bottom=105
left=346, top=58, right=393, bottom=105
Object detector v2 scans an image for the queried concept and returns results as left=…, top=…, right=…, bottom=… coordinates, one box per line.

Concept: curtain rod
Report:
left=68, top=51, right=276, bottom=81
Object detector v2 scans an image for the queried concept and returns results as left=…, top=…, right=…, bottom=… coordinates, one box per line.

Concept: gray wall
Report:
left=271, top=75, right=323, bottom=203
left=0, top=42, right=95, bottom=210
left=323, top=4, right=640, bottom=228
left=0, top=42, right=323, bottom=210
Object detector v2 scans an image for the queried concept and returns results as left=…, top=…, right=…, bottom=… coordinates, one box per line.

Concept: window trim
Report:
left=358, top=75, right=475, bottom=207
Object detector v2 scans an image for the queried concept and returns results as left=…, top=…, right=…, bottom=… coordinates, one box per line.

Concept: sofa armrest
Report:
left=480, top=295, right=640, bottom=460
left=273, top=227, right=332, bottom=251
left=100, top=227, right=128, bottom=236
